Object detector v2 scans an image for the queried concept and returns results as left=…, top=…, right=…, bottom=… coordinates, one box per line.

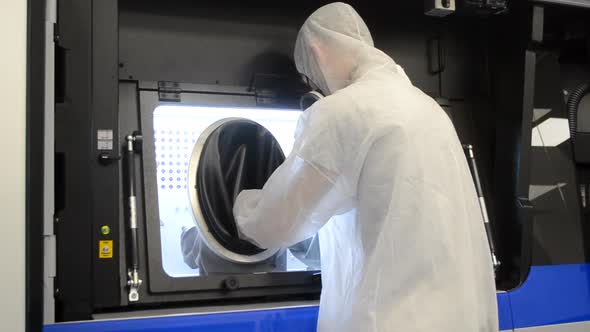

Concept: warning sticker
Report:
left=97, top=129, right=114, bottom=151
left=97, top=140, right=113, bottom=150
left=99, top=240, right=113, bottom=259
left=97, top=130, right=113, bottom=140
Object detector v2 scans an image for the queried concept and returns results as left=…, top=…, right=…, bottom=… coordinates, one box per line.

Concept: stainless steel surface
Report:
left=477, top=186, right=500, bottom=271
left=128, top=287, right=139, bottom=302
left=465, top=144, right=474, bottom=158
left=126, top=135, right=134, bottom=151
left=478, top=197, right=490, bottom=224
left=188, top=118, right=279, bottom=264
left=129, top=196, right=137, bottom=229
left=127, top=269, right=142, bottom=302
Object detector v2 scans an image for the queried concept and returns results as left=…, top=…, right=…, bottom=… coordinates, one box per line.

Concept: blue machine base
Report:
left=44, top=264, right=590, bottom=332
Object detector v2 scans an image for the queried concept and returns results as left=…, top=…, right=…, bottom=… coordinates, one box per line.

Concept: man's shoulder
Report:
left=306, top=91, right=359, bottom=123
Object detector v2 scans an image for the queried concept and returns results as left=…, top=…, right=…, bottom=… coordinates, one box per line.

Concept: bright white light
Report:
left=154, top=105, right=301, bottom=155
left=153, top=105, right=302, bottom=277
left=531, top=117, right=570, bottom=147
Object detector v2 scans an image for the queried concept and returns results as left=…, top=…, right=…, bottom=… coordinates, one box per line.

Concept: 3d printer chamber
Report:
left=188, top=118, right=285, bottom=264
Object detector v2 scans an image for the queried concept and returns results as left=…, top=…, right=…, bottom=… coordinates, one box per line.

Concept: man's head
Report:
left=294, top=3, right=374, bottom=95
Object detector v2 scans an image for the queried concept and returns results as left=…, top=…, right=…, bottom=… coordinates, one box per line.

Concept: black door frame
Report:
left=26, top=0, right=46, bottom=331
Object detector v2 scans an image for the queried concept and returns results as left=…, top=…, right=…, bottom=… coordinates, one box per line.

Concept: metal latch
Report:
left=158, top=81, right=181, bottom=102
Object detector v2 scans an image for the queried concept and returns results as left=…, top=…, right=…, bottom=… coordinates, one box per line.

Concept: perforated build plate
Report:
left=188, top=118, right=284, bottom=263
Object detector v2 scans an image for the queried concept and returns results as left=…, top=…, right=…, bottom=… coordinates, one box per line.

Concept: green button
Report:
left=101, top=225, right=111, bottom=235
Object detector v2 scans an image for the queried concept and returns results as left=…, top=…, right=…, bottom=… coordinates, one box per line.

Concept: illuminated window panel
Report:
left=153, top=105, right=309, bottom=277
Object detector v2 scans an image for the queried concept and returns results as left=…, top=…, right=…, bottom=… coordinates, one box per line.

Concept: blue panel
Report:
left=45, top=264, right=590, bottom=332
left=44, top=306, right=319, bottom=332
left=45, top=295, right=513, bottom=332
left=43, top=294, right=516, bottom=331
left=497, top=292, right=514, bottom=331
left=509, top=264, right=590, bottom=328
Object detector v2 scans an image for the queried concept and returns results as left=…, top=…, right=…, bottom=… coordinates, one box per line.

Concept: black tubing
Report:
left=567, top=83, right=590, bottom=144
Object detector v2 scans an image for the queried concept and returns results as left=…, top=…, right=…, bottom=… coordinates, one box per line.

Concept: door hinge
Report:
left=158, top=81, right=181, bottom=102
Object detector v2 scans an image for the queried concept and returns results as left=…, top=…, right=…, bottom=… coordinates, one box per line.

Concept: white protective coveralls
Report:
left=233, top=2, right=498, bottom=331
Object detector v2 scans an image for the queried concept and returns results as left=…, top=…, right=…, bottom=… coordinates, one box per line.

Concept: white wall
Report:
left=0, top=1, right=27, bottom=331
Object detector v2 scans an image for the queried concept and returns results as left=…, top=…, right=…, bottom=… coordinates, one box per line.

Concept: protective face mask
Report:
left=299, top=90, right=324, bottom=111
left=301, top=74, right=326, bottom=96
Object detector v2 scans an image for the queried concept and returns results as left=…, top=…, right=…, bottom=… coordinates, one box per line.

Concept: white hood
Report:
left=294, top=2, right=408, bottom=94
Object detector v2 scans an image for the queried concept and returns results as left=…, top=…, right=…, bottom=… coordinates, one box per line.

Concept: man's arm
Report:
left=233, top=153, right=347, bottom=249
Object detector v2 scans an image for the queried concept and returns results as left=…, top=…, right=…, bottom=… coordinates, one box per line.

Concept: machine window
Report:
left=152, top=105, right=318, bottom=277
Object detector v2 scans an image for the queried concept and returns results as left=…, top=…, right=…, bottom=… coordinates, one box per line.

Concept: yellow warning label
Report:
left=99, top=240, right=113, bottom=259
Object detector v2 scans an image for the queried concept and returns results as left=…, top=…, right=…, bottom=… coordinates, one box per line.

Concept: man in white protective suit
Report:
left=233, top=2, right=498, bottom=331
